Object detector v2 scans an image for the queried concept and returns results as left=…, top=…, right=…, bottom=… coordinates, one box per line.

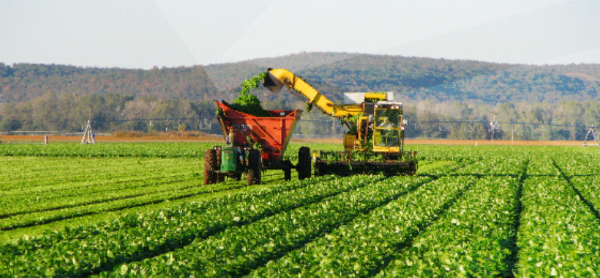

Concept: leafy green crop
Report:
left=229, top=72, right=272, bottom=117
left=2, top=144, right=600, bottom=277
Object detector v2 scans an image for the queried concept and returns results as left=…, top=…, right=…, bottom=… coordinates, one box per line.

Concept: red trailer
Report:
left=203, top=100, right=311, bottom=185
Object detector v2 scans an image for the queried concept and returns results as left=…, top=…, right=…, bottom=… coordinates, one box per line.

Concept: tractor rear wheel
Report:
left=247, top=150, right=262, bottom=186
left=297, top=146, right=311, bottom=180
left=215, top=148, right=225, bottom=183
left=203, top=149, right=218, bottom=185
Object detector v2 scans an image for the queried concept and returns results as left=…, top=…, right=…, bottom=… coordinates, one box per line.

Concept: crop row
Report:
left=103, top=161, right=466, bottom=277
left=515, top=157, right=600, bottom=276
left=0, top=164, right=293, bottom=231
left=1, top=173, right=202, bottom=218
left=110, top=175, right=431, bottom=277
left=0, top=142, right=218, bottom=158
left=376, top=158, right=526, bottom=277
left=247, top=166, right=481, bottom=277
left=1, top=157, right=463, bottom=276
left=0, top=174, right=375, bottom=276
left=0, top=157, right=196, bottom=188
left=0, top=177, right=253, bottom=231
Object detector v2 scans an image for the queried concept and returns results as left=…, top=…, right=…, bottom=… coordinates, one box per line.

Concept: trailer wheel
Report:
left=284, top=168, right=291, bottom=181
left=247, top=150, right=261, bottom=186
left=246, top=171, right=253, bottom=186
left=297, top=146, right=311, bottom=180
left=203, top=149, right=218, bottom=185
left=215, top=148, right=225, bottom=183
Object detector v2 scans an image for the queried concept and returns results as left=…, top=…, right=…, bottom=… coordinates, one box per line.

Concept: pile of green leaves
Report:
left=229, top=72, right=272, bottom=117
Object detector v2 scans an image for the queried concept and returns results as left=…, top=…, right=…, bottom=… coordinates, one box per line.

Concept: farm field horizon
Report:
left=0, top=134, right=591, bottom=146
left=1, top=142, right=600, bottom=276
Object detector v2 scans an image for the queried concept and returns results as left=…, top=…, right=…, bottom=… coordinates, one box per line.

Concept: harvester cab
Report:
left=372, top=101, right=405, bottom=152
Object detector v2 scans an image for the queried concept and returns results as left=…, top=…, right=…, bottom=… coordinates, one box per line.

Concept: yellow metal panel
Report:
left=373, top=146, right=400, bottom=153
left=343, top=133, right=357, bottom=151
left=365, top=92, right=387, bottom=100
left=268, top=69, right=363, bottom=118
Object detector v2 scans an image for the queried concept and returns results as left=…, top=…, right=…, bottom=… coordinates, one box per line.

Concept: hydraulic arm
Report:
left=264, top=68, right=374, bottom=118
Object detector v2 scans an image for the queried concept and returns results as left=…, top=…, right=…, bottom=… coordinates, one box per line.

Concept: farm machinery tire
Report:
left=203, top=149, right=218, bottom=185
left=297, top=146, right=311, bottom=180
left=247, top=149, right=262, bottom=186
left=313, top=161, right=323, bottom=177
left=284, top=168, right=292, bottom=181
left=215, top=148, right=225, bottom=183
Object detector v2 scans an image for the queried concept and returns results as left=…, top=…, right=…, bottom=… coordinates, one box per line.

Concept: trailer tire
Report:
left=246, top=171, right=253, bottom=186
left=284, top=168, right=291, bottom=181
left=203, top=149, right=218, bottom=185
left=215, top=148, right=225, bottom=183
left=297, top=146, right=311, bottom=180
left=247, top=150, right=261, bottom=186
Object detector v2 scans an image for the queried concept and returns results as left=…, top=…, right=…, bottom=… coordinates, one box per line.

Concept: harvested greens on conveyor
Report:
left=229, top=72, right=272, bottom=117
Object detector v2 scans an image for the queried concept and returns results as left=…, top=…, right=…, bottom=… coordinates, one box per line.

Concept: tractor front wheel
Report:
left=215, top=148, right=225, bottom=183
left=247, top=150, right=262, bottom=186
left=203, top=149, right=218, bottom=185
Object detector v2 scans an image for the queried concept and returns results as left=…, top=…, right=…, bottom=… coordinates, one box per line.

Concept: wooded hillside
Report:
left=1, top=52, right=600, bottom=140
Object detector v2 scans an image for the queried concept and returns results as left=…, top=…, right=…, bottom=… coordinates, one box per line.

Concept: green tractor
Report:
left=203, top=146, right=262, bottom=186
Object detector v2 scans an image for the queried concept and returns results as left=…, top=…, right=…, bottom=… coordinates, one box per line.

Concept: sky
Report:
left=1, top=0, right=599, bottom=69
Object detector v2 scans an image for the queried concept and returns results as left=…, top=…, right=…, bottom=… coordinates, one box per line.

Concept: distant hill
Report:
left=0, top=63, right=219, bottom=103
left=1, top=52, right=600, bottom=105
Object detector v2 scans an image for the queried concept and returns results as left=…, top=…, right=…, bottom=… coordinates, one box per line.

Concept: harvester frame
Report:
left=263, top=68, right=418, bottom=176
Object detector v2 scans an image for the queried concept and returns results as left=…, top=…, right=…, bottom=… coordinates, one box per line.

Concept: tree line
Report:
left=1, top=52, right=600, bottom=141
left=2, top=89, right=599, bottom=141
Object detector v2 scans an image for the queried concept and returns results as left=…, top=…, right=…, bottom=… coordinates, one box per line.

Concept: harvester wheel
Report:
left=247, top=150, right=262, bottom=186
left=410, top=162, right=417, bottom=176
left=297, top=146, right=311, bottom=180
left=313, top=161, right=323, bottom=177
left=203, top=149, right=218, bottom=185
left=215, top=148, right=225, bottom=183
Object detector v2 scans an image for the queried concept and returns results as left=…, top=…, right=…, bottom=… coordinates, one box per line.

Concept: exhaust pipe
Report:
left=263, top=69, right=284, bottom=94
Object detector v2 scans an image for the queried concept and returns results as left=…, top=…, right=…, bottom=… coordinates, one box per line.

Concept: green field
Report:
left=1, top=142, right=600, bottom=277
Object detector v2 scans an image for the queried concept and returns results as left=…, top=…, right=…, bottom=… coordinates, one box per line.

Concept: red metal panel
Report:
left=215, top=101, right=302, bottom=162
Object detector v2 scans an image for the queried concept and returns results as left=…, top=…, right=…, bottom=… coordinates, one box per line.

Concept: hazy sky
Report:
left=1, top=0, right=599, bottom=69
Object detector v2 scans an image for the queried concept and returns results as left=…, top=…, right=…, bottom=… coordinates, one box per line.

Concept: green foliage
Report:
left=2, top=143, right=600, bottom=277
left=305, top=102, right=313, bottom=112
left=246, top=135, right=262, bottom=150
left=229, top=72, right=272, bottom=117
